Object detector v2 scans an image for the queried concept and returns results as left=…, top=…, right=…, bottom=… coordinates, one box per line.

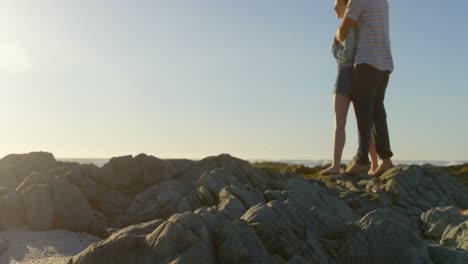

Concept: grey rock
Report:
left=0, top=152, right=57, bottom=188
left=196, top=185, right=217, bottom=206
left=1, top=153, right=463, bottom=264
left=0, top=190, right=24, bottom=228
left=140, top=154, right=176, bottom=185
left=99, top=155, right=143, bottom=188
left=0, top=240, right=9, bottom=255
left=264, top=189, right=288, bottom=202
left=16, top=171, right=55, bottom=193
left=221, top=184, right=265, bottom=209
left=95, top=190, right=132, bottom=219
left=98, top=154, right=176, bottom=188
left=198, top=154, right=268, bottom=190
left=440, top=220, right=468, bottom=250
left=241, top=201, right=329, bottom=263
left=195, top=207, right=231, bottom=234
left=145, top=212, right=217, bottom=263
left=52, top=177, right=95, bottom=231
left=21, top=184, right=55, bottom=230
left=429, top=245, right=468, bottom=264
left=69, top=219, right=165, bottom=264
left=0, top=151, right=56, bottom=168
left=337, top=209, right=432, bottom=264
left=175, top=191, right=201, bottom=214
left=217, top=219, right=276, bottom=264
left=0, top=187, right=10, bottom=197
left=123, top=180, right=188, bottom=225
left=198, top=168, right=242, bottom=201
left=381, top=166, right=468, bottom=210
left=284, top=178, right=356, bottom=223
left=421, top=206, right=467, bottom=239
left=217, top=188, right=246, bottom=219
left=65, top=166, right=99, bottom=202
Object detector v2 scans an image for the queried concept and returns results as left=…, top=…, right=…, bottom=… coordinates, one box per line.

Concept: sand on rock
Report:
left=0, top=228, right=100, bottom=264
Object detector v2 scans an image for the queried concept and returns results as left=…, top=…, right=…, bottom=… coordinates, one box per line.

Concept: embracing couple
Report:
left=321, top=0, right=394, bottom=177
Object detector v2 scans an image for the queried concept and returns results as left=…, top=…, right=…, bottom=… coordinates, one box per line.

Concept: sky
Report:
left=0, top=1, right=467, bottom=161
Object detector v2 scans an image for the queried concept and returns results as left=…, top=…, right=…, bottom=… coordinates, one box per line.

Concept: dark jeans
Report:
left=351, top=63, right=393, bottom=164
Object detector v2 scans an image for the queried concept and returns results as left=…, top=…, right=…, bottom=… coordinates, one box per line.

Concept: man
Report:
left=334, top=0, right=394, bottom=176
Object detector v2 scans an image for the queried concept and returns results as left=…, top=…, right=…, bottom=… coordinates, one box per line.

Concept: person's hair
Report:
left=343, top=0, right=349, bottom=5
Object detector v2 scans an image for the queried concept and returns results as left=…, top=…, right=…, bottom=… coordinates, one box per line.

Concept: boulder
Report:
left=217, top=219, right=277, bottom=264
left=380, top=166, right=468, bottom=210
left=0, top=190, right=24, bottom=228
left=0, top=152, right=57, bottom=188
left=139, top=154, right=176, bottom=185
left=217, top=188, right=246, bottom=219
left=198, top=154, right=268, bottom=189
left=429, top=245, right=468, bottom=264
left=337, top=209, right=432, bottom=264
left=241, top=201, right=329, bottom=263
left=64, top=166, right=99, bottom=201
left=95, top=190, right=132, bottom=219
left=0, top=152, right=56, bottom=170
left=52, top=177, right=95, bottom=231
left=69, top=219, right=165, bottom=264
left=440, top=220, right=468, bottom=250
left=421, top=206, right=467, bottom=239
left=21, top=184, right=55, bottom=230
left=70, top=212, right=217, bottom=264
left=99, top=155, right=143, bottom=187
left=16, top=171, right=55, bottom=193
left=198, top=168, right=242, bottom=201
left=98, top=154, right=176, bottom=188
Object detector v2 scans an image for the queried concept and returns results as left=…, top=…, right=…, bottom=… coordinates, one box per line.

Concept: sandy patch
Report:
left=0, top=228, right=100, bottom=264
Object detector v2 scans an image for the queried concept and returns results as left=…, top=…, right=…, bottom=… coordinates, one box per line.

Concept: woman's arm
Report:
left=332, top=42, right=344, bottom=61
left=342, top=27, right=357, bottom=61
left=335, top=27, right=356, bottom=62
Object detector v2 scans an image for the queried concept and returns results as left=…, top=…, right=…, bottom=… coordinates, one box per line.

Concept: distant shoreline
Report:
left=58, top=158, right=468, bottom=168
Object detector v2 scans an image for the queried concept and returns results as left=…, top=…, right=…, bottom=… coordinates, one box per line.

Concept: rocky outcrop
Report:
left=68, top=219, right=165, bottom=264
left=429, top=245, right=468, bottom=264
left=421, top=206, right=467, bottom=239
left=69, top=156, right=468, bottom=264
left=441, top=221, right=468, bottom=250
left=337, top=209, right=432, bottom=263
left=99, top=154, right=176, bottom=188
left=1, top=152, right=467, bottom=263
left=0, top=152, right=57, bottom=188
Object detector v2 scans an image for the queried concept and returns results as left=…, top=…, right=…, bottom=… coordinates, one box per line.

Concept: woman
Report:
left=321, top=0, right=378, bottom=175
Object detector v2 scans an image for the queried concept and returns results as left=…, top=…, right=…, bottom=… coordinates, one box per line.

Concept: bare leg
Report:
left=368, top=133, right=379, bottom=175
left=321, top=93, right=351, bottom=175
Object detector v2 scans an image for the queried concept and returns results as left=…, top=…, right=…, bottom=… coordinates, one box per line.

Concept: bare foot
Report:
left=320, top=166, right=341, bottom=176
left=368, top=163, right=379, bottom=176
left=345, top=162, right=370, bottom=175
left=373, top=159, right=394, bottom=177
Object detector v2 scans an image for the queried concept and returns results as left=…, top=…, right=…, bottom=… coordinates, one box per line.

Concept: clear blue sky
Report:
left=0, top=1, right=467, bottom=161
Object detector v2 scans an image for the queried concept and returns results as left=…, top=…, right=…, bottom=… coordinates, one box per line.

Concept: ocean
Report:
left=58, top=158, right=467, bottom=168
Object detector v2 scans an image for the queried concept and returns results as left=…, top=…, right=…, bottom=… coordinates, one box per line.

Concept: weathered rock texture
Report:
left=0, top=152, right=467, bottom=263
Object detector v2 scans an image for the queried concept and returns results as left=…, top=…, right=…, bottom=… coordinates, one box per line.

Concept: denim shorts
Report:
left=333, top=66, right=353, bottom=97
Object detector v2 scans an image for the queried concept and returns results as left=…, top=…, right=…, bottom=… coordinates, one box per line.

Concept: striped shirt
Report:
left=345, top=0, right=394, bottom=72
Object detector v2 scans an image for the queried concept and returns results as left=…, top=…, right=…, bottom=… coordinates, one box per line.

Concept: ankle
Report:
left=381, top=159, right=393, bottom=166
